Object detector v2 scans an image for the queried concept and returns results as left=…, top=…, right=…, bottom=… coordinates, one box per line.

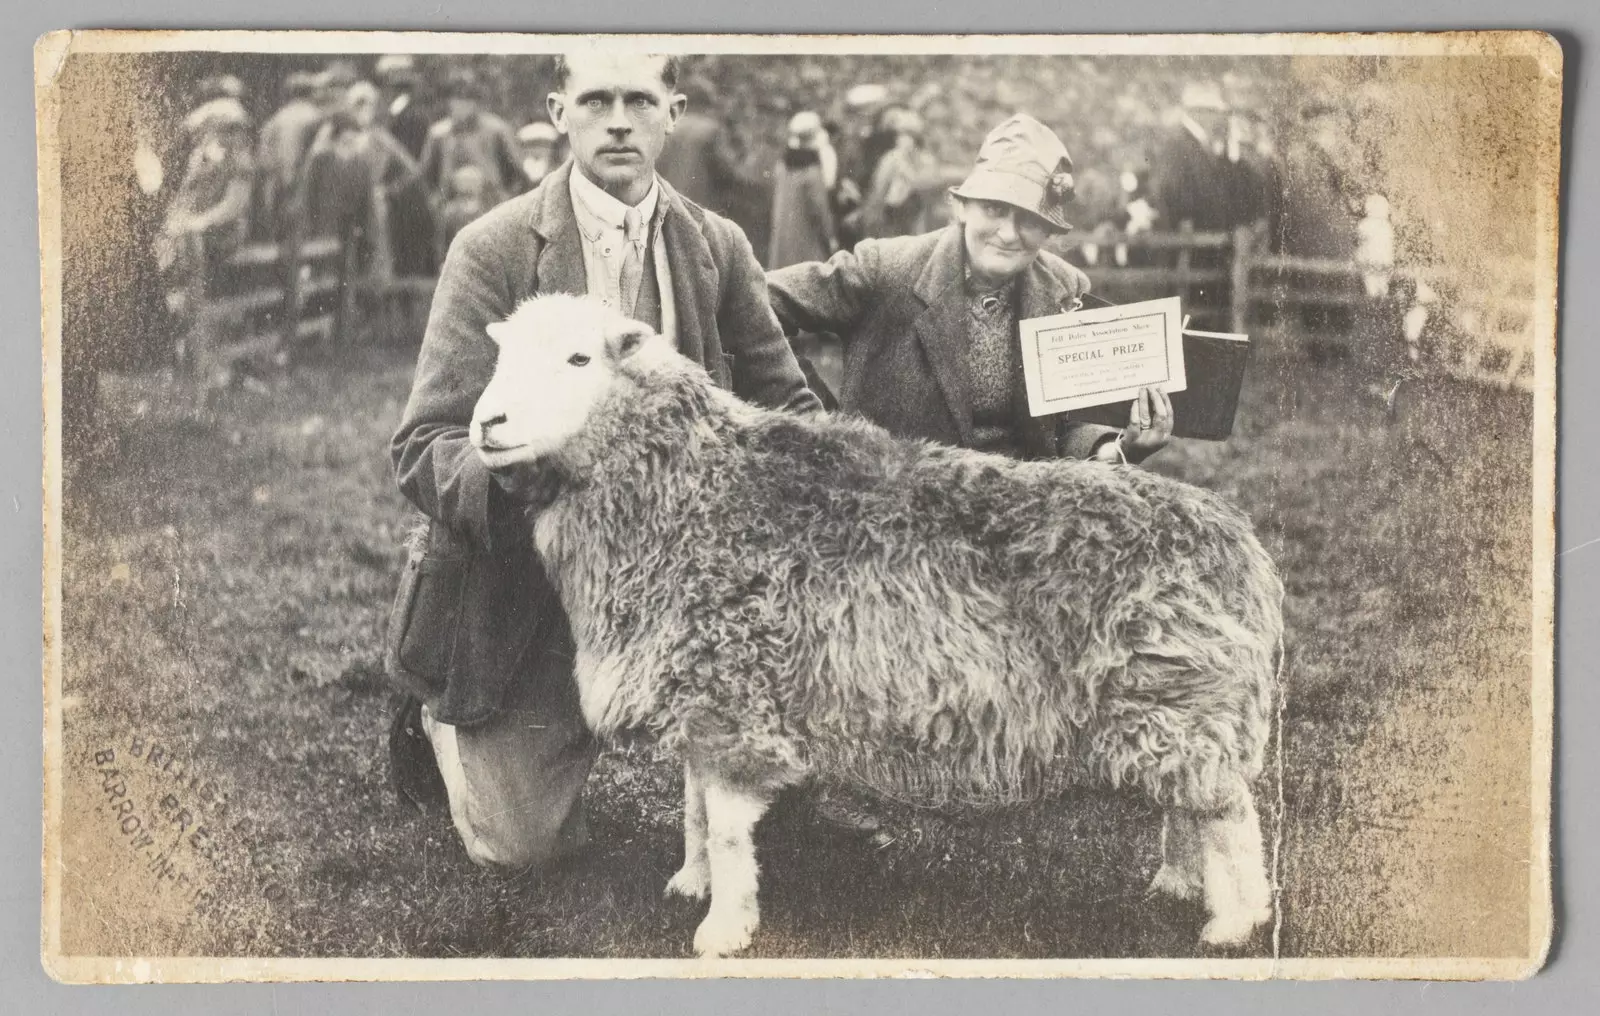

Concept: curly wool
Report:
left=532, top=350, right=1283, bottom=814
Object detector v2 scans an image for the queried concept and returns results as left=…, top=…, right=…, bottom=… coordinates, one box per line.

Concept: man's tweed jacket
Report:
left=389, top=160, right=819, bottom=726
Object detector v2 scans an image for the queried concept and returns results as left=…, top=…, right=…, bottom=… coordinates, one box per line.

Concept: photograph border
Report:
left=35, top=27, right=1561, bottom=983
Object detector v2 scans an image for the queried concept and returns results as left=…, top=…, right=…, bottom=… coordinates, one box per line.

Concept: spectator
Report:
left=768, top=111, right=838, bottom=269
left=654, top=74, right=752, bottom=217
left=375, top=55, right=432, bottom=158
left=435, top=164, right=493, bottom=262
left=856, top=109, right=938, bottom=238
left=1149, top=80, right=1257, bottom=326
left=296, top=81, right=423, bottom=282
left=154, top=95, right=254, bottom=361
left=513, top=120, right=562, bottom=194
left=255, top=70, right=323, bottom=242
left=420, top=72, right=523, bottom=211
left=375, top=56, right=440, bottom=276
left=1277, top=101, right=1364, bottom=331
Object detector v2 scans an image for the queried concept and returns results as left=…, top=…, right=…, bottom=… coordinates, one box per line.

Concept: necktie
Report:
left=620, top=206, right=646, bottom=315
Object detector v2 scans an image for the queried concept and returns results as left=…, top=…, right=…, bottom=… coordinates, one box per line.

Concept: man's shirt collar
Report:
left=570, top=167, right=661, bottom=242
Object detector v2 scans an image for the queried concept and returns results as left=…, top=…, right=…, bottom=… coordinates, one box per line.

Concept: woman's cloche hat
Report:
left=949, top=113, right=1076, bottom=232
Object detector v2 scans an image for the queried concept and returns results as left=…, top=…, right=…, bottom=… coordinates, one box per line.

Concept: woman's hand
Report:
left=1093, top=386, right=1173, bottom=463
left=1122, top=386, right=1173, bottom=459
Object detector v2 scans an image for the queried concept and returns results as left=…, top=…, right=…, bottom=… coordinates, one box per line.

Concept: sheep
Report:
left=470, top=294, right=1284, bottom=958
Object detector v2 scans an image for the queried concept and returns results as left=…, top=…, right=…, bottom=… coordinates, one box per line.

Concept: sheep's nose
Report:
left=479, top=412, right=507, bottom=430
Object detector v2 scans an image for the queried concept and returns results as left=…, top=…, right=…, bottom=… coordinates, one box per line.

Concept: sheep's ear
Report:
left=604, top=322, right=652, bottom=363
left=485, top=321, right=508, bottom=345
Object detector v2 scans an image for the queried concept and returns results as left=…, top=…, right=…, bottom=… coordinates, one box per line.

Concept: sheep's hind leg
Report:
left=1195, top=793, right=1273, bottom=947
left=692, top=777, right=772, bottom=958
left=1148, top=809, right=1204, bottom=902
left=665, top=762, right=710, bottom=901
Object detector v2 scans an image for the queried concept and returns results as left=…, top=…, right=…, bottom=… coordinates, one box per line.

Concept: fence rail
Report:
left=1059, top=224, right=1539, bottom=392
left=188, top=222, right=1540, bottom=394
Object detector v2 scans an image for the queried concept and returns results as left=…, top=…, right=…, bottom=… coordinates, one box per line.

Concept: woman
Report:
left=767, top=110, right=839, bottom=270
left=768, top=112, right=1173, bottom=466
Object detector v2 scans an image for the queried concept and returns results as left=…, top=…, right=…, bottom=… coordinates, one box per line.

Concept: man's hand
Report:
left=489, top=459, right=563, bottom=510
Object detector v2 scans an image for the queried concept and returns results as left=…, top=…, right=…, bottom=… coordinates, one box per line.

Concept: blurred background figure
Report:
left=1149, top=79, right=1266, bottom=327
left=376, top=55, right=432, bottom=158
left=655, top=73, right=754, bottom=218
left=830, top=83, right=889, bottom=247
left=1357, top=193, right=1396, bottom=299
left=435, top=164, right=492, bottom=261
left=156, top=93, right=254, bottom=339
left=1278, top=99, right=1363, bottom=333
left=297, top=80, right=423, bottom=285
left=254, top=70, right=322, bottom=243
left=421, top=71, right=522, bottom=213
left=513, top=120, right=562, bottom=194
left=1152, top=79, right=1238, bottom=232
left=375, top=56, right=439, bottom=278
left=856, top=108, right=938, bottom=238
left=768, top=110, right=839, bottom=269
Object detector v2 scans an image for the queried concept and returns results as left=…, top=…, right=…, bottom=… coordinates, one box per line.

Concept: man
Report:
left=375, top=55, right=440, bottom=277
left=1150, top=80, right=1264, bottom=327
left=420, top=72, right=523, bottom=212
left=253, top=70, right=323, bottom=242
left=654, top=74, right=755, bottom=219
left=387, top=52, right=821, bottom=872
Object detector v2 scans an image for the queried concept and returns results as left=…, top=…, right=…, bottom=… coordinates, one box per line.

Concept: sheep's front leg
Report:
left=664, top=762, right=710, bottom=901
left=1196, top=794, right=1273, bottom=947
left=692, top=778, right=771, bottom=958
left=1148, top=809, right=1204, bottom=901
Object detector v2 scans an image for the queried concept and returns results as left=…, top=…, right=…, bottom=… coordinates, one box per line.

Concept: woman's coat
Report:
left=767, top=223, right=1121, bottom=460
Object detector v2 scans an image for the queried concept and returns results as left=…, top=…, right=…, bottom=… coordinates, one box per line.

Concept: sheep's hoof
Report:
left=1200, top=909, right=1271, bottom=948
left=693, top=906, right=758, bottom=958
left=664, top=864, right=710, bottom=902
left=1148, top=864, right=1202, bottom=901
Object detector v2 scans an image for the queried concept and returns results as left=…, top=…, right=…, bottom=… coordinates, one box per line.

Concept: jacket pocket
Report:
left=385, top=544, right=470, bottom=698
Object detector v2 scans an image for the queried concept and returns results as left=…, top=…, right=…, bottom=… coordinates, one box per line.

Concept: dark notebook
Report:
left=1071, top=329, right=1251, bottom=441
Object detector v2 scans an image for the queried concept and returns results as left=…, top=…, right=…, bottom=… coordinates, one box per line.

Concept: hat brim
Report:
left=949, top=173, right=1072, bottom=233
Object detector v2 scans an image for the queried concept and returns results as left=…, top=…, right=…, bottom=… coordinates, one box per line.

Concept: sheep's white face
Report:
left=471, top=295, right=656, bottom=470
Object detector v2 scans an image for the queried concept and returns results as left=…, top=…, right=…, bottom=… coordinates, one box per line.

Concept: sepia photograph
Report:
left=36, top=30, right=1559, bottom=981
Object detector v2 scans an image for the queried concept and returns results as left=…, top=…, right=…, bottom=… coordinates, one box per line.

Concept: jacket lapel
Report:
left=525, top=160, right=588, bottom=299
left=911, top=225, right=975, bottom=446
left=657, top=179, right=721, bottom=375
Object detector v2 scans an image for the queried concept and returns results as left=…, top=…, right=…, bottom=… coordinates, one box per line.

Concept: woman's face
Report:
left=958, top=199, right=1053, bottom=283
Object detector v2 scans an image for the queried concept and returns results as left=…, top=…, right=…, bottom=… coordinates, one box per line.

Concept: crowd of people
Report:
left=153, top=55, right=1404, bottom=340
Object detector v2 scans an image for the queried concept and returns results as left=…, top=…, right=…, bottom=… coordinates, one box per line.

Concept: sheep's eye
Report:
left=568, top=353, right=591, bottom=367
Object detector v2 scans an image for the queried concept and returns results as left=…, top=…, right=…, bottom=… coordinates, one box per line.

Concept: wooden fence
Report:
left=189, top=222, right=1537, bottom=394
left=1059, top=223, right=1539, bottom=392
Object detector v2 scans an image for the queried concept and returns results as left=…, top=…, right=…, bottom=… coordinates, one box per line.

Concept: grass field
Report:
left=54, top=321, right=1537, bottom=961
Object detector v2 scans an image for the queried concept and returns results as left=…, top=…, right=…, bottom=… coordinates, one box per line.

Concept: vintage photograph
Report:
left=38, top=31, right=1558, bottom=980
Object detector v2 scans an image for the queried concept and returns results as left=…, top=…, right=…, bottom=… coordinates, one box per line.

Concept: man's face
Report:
left=448, top=97, right=479, bottom=122
left=548, top=55, right=685, bottom=201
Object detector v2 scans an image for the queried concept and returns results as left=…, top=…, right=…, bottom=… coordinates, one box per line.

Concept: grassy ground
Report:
left=54, top=321, right=1536, bottom=961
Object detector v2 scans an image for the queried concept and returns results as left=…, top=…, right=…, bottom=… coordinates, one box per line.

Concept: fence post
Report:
left=1230, top=225, right=1253, bottom=335
left=334, top=229, right=361, bottom=345
left=280, top=236, right=305, bottom=348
